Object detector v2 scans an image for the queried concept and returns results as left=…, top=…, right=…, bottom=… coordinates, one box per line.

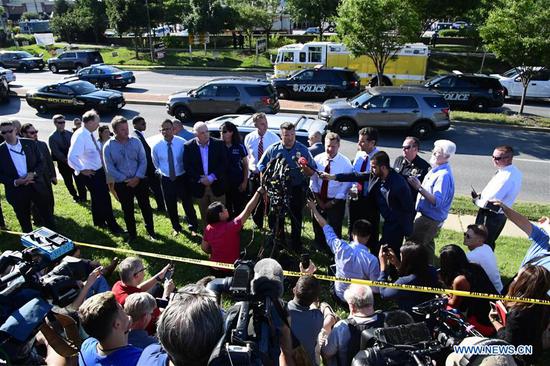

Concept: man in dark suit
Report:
left=307, top=130, right=324, bottom=157
left=0, top=121, right=56, bottom=232
left=21, top=123, right=56, bottom=217
left=132, top=116, right=166, bottom=212
left=183, top=121, right=227, bottom=223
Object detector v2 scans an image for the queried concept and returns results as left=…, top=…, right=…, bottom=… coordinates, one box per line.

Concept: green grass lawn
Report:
left=451, top=111, right=550, bottom=129
left=451, top=195, right=550, bottom=221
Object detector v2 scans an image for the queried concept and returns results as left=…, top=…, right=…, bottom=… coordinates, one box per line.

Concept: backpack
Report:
left=342, top=312, right=385, bottom=366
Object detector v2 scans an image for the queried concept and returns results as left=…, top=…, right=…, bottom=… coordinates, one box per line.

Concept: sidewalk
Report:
left=442, top=213, right=526, bottom=238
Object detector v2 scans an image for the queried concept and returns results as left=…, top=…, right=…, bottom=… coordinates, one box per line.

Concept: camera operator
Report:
left=258, top=122, right=315, bottom=252
left=136, top=284, right=224, bottom=366
left=112, top=257, right=175, bottom=334
left=124, top=293, right=159, bottom=349
left=320, top=284, right=383, bottom=366
left=78, top=292, right=142, bottom=366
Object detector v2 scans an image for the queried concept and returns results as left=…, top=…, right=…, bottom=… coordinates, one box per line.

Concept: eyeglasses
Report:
left=56, top=121, right=66, bottom=124
left=402, top=145, right=412, bottom=150
left=0, top=129, right=14, bottom=135
left=133, top=267, right=147, bottom=276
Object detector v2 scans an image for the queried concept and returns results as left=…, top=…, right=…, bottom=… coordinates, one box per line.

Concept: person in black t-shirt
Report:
left=393, top=136, right=430, bottom=202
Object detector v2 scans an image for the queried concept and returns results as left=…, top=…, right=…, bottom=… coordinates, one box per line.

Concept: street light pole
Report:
left=145, top=0, right=154, bottom=61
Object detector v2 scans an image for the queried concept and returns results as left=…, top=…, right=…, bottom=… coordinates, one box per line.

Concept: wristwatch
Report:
left=418, top=187, right=424, bottom=193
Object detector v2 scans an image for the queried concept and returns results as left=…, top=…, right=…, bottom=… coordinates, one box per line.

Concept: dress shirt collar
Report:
left=7, top=138, right=21, bottom=148
left=196, top=138, right=210, bottom=147
left=499, top=164, right=514, bottom=172
left=431, top=162, right=450, bottom=173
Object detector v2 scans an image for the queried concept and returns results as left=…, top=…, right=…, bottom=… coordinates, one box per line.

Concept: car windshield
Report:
left=349, top=90, right=373, bottom=107
left=101, top=66, right=121, bottom=73
left=424, top=75, right=446, bottom=87
left=18, top=52, right=34, bottom=58
left=501, top=68, right=520, bottom=78
left=65, top=81, right=98, bottom=94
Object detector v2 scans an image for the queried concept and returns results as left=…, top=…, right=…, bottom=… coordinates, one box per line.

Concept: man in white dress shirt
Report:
left=473, top=145, right=522, bottom=250
left=310, top=132, right=353, bottom=252
left=463, top=224, right=503, bottom=293
left=243, top=113, right=280, bottom=229
left=67, top=110, right=123, bottom=234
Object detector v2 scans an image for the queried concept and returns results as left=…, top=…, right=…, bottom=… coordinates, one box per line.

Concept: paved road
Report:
left=9, top=70, right=550, bottom=117
left=2, top=100, right=549, bottom=203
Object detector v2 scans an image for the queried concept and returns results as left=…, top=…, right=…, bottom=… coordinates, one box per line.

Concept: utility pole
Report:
left=145, top=0, right=154, bottom=61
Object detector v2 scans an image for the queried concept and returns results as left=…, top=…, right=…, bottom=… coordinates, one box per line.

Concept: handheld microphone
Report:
left=297, top=156, right=321, bottom=175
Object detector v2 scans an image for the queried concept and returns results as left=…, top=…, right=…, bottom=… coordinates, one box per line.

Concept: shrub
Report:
left=269, top=33, right=295, bottom=48
left=14, top=33, right=36, bottom=45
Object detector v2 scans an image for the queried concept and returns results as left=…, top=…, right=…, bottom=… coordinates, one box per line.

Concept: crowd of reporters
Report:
left=0, top=110, right=549, bottom=366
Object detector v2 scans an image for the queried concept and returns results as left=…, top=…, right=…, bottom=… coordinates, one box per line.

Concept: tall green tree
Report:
left=53, top=0, right=71, bottom=15
left=337, top=0, right=421, bottom=86
left=50, top=6, right=94, bottom=42
left=480, top=0, right=550, bottom=114
left=231, top=1, right=274, bottom=50
left=183, top=0, right=234, bottom=35
left=286, top=0, right=339, bottom=41
left=105, top=0, right=148, bottom=58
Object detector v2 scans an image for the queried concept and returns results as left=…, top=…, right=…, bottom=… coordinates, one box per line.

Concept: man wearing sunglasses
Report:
left=473, top=145, right=522, bottom=250
left=394, top=136, right=430, bottom=202
left=0, top=121, right=56, bottom=232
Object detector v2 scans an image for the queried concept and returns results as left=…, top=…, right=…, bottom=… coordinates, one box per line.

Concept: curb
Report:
left=113, top=64, right=271, bottom=73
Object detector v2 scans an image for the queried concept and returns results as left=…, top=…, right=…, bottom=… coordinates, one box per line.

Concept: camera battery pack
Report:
left=21, top=227, right=74, bottom=261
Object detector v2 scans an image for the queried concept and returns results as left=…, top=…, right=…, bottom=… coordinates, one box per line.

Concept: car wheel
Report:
left=21, top=64, right=29, bottom=73
left=410, top=120, right=433, bottom=139
left=38, top=65, right=44, bottom=71
left=277, top=87, right=290, bottom=99
left=49, top=64, right=58, bottom=73
left=472, top=98, right=488, bottom=112
left=333, top=118, right=357, bottom=137
left=368, top=76, right=392, bottom=87
left=101, top=81, right=111, bottom=89
left=328, top=26, right=335, bottom=32
left=237, top=107, right=255, bottom=114
left=36, top=104, right=48, bottom=114
left=174, top=106, right=192, bottom=122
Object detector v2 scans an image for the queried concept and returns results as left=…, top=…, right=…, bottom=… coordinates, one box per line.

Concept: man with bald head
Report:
left=184, top=122, right=227, bottom=222
left=308, top=131, right=324, bottom=157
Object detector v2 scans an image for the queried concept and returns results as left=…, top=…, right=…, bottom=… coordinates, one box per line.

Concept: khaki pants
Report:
left=196, top=186, right=226, bottom=223
left=408, top=215, right=443, bottom=264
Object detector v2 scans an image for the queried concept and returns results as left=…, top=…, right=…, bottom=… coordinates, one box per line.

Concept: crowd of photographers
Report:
left=1, top=110, right=550, bottom=366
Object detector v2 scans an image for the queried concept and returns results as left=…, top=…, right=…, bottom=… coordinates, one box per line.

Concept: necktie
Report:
left=167, top=141, right=176, bottom=181
left=257, top=135, right=264, bottom=161
left=357, top=155, right=368, bottom=194
left=91, top=133, right=104, bottom=167
left=320, top=160, right=331, bottom=202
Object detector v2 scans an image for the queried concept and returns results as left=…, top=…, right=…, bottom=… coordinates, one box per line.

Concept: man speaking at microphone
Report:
left=258, top=122, right=315, bottom=252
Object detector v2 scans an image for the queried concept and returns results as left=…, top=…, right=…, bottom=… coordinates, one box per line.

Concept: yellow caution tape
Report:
left=2, top=229, right=549, bottom=306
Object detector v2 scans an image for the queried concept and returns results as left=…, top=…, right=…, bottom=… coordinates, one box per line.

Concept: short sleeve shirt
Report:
left=204, top=218, right=243, bottom=264
left=224, top=143, right=247, bottom=185
left=79, top=337, right=142, bottom=366
left=136, top=344, right=169, bottom=366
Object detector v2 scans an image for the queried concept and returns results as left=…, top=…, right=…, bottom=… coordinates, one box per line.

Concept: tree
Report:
left=105, top=0, right=148, bottom=58
left=232, top=1, right=273, bottom=50
left=337, top=0, right=421, bottom=86
left=50, top=6, right=94, bottom=43
left=54, top=0, right=72, bottom=15
left=286, top=0, right=339, bottom=41
left=480, top=0, right=550, bottom=114
left=21, top=12, right=40, bottom=21
left=183, top=0, right=234, bottom=35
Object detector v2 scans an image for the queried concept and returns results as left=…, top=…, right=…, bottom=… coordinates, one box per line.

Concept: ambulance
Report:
left=273, top=42, right=429, bottom=86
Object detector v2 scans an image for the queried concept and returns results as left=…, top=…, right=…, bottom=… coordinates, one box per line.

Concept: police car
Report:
left=26, top=79, right=125, bottom=113
left=271, top=67, right=361, bottom=101
left=422, top=72, right=505, bottom=112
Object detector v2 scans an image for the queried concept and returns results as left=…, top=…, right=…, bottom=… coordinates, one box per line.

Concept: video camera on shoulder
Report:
left=207, top=260, right=255, bottom=302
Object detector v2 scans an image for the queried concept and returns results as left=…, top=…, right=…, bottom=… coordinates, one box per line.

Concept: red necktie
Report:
left=257, top=135, right=264, bottom=161
left=320, top=160, right=331, bottom=202
left=357, top=156, right=368, bottom=193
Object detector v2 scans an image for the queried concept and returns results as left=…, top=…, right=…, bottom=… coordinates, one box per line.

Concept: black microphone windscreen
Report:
left=251, top=258, right=284, bottom=298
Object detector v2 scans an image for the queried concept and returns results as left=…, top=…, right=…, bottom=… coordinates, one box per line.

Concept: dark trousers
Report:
left=268, top=185, right=305, bottom=253
left=312, top=199, right=346, bottom=255
left=147, top=169, right=166, bottom=212
left=114, top=180, right=155, bottom=238
left=57, top=160, right=82, bottom=199
left=161, top=175, right=198, bottom=231
left=31, top=176, right=54, bottom=225
left=80, top=168, right=119, bottom=230
left=475, top=209, right=507, bottom=250
left=250, top=173, right=266, bottom=228
left=7, top=185, right=55, bottom=233
left=381, top=221, right=406, bottom=257
left=0, top=196, right=5, bottom=227
left=226, top=183, right=247, bottom=219
left=348, top=194, right=380, bottom=251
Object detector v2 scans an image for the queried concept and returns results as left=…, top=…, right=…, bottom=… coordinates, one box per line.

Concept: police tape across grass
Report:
left=4, top=228, right=549, bottom=307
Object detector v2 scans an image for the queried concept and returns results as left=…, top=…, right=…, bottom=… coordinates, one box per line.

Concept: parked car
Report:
left=318, top=86, right=451, bottom=138
left=166, top=77, right=279, bottom=121
left=0, top=67, right=16, bottom=83
left=271, top=67, right=361, bottom=101
left=71, top=64, right=135, bottom=89
left=0, top=51, right=45, bottom=72
left=491, top=67, right=550, bottom=99
left=205, top=113, right=327, bottom=145
left=47, top=50, right=104, bottom=73
left=422, top=73, right=505, bottom=112
left=26, top=79, right=125, bottom=113
left=0, top=75, right=9, bottom=103
left=304, top=27, right=320, bottom=35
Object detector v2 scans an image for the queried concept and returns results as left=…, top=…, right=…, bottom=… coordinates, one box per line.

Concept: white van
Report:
left=491, top=67, right=550, bottom=99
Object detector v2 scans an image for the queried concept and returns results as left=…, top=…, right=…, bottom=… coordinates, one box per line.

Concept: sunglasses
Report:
left=402, top=145, right=412, bottom=150
left=0, top=129, right=14, bottom=135
left=56, top=121, right=66, bottom=124
left=492, top=155, right=509, bottom=161
left=463, top=232, right=471, bottom=239
left=28, top=130, right=38, bottom=135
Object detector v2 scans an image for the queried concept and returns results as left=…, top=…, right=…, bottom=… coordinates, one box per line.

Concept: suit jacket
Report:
left=133, top=130, right=155, bottom=176
left=184, top=137, right=227, bottom=198
left=37, top=140, right=56, bottom=181
left=308, top=142, right=324, bottom=158
left=0, top=139, right=48, bottom=202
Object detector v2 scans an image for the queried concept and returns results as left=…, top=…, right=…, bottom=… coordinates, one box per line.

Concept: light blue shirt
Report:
left=522, top=225, right=550, bottom=295
left=103, top=137, right=147, bottom=183
left=257, top=141, right=314, bottom=186
left=416, top=162, right=455, bottom=222
left=151, top=136, right=186, bottom=178
left=323, top=225, right=380, bottom=301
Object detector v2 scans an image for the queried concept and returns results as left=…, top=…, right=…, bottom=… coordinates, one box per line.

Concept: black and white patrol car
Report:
left=271, top=67, right=361, bottom=101
left=422, top=73, right=505, bottom=112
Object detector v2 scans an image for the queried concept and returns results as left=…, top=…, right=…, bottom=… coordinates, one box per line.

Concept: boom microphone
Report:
left=251, top=258, right=284, bottom=299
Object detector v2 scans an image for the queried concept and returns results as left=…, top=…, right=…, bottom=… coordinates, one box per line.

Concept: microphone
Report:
left=251, top=258, right=284, bottom=298
left=297, top=156, right=321, bottom=175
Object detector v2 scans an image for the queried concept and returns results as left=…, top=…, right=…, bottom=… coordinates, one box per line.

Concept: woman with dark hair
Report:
left=201, top=187, right=264, bottom=275
left=439, top=244, right=498, bottom=336
left=378, top=241, right=439, bottom=312
left=219, top=122, right=248, bottom=218
left=490, top=265, right=550, bottom=364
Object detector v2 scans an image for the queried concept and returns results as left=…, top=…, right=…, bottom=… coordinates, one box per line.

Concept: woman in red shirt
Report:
left=201, top=187, right=264, bottom=273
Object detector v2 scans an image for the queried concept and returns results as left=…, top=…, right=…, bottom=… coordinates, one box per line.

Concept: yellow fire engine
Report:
left=273, top=42, right=429, bottom=86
